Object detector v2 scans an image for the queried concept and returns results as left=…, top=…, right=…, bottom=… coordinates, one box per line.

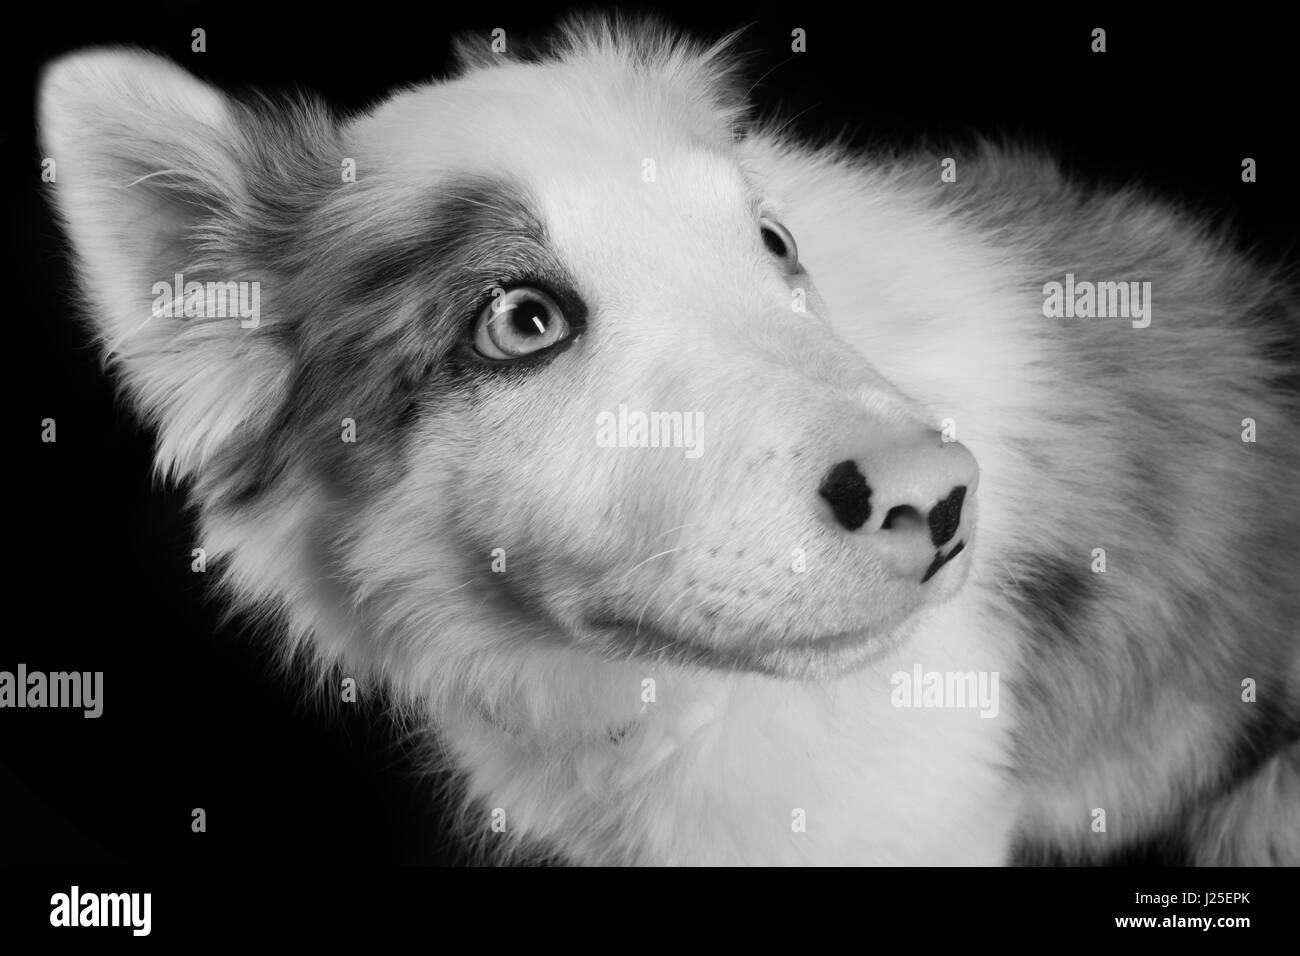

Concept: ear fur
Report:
left=40, top=50, right=316, bottom=479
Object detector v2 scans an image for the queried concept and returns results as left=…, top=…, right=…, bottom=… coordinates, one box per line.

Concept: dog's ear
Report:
left=40, top=49, right=300, bottom=479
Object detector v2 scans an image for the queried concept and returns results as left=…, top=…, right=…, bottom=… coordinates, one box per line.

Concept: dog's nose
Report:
left=818, top=435, right=978, bottom=582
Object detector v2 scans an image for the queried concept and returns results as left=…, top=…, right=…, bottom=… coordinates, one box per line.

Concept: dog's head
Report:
left=41, top=18, right=978, bottom=681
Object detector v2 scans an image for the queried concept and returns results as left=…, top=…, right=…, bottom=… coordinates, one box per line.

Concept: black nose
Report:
left=811, top=434, right=977, bottom=582
left=821, top=463, right=967, bottom=538
left=818, top=460, right=874, bottom=531
left=819, top=460, right=968, bottom=544
left=817, top=441, right=977, bottom=583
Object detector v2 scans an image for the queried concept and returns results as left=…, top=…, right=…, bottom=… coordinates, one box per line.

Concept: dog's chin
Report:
left=581, top=609, right=927, bottom=681
left=579, top=546, right=975, bottom=679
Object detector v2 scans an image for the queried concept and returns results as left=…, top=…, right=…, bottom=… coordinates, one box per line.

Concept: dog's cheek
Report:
left=428, top=377, right=634, bottom=581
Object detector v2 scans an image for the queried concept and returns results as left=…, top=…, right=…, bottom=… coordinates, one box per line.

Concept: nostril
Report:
left=819, top=460, right=872, bottom=531
left=882, top=504, right=925, bottom=531
left=927, top=486, right=967, bottom=547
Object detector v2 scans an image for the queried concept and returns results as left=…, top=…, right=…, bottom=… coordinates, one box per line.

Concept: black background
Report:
left=4, top=0, right=1296, bottom=877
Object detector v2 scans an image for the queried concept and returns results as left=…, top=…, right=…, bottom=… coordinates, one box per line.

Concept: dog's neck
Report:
left=433, top=588, right=1019, bottom=865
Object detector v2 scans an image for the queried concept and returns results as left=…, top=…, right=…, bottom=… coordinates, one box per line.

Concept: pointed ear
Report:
left=40, top=49, right=299, bottom=479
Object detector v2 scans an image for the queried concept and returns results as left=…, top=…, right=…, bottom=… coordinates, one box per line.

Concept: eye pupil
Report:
left=510, top=301, right=549, bottom=336
left=761, top=226, right=787, bottom=258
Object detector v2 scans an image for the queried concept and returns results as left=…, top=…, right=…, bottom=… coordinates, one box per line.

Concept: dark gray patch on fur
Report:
left=1012, top=832, right=1192, bottom=867
left=1220, top=694, right=1300, bottom=788
left=1015, top=705, right=1300, bottom=867
left=1010, top=553, right=1095, bottom=645
left=208, top=172, right=574, bottom=509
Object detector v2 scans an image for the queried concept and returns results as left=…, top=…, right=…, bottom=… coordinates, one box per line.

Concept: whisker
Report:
left=117, top=168, right=204, bottom=189
left=653, top=589, right=692, bottom=625
left=433, top=580, right=475, bottom=600
left=632, top=571, right=681, bottom=635
left=743, top=54, right=799, bottom=100
left=619, top=547, right=681, bottom=580
left=766, top=102, right=820, bottom=141
left=645, top=638, right=678, bottom=657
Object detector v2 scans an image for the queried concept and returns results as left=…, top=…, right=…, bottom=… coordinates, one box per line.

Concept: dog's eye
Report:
left=759, top=217, right=800, bottom=274
left=473, top=287, right=571, bottom=361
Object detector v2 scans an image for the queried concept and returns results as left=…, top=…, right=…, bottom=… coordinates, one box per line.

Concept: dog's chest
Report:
left=450, top=596, right=1018, bottom=865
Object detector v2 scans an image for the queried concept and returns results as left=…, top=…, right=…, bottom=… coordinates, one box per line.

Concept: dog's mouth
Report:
left=583, top=608, right=924, bottom=679
left=582, top=533, right=973, bottom=678
left=922, top=539, right=967, bottom=583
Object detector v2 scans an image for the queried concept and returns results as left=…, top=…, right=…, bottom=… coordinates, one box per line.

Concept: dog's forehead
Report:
left=533, top=152, right=760, bottom=286
left=348, top=59, right=744, bottom=200
left=342, top=60, right=757, bottom=279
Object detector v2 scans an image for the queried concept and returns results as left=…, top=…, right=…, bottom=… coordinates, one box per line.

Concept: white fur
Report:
left=40, top=19, right=1299, bottom=865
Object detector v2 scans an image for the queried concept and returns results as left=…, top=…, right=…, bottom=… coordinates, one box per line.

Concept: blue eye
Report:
left=473, top=287, right=571, bottom=360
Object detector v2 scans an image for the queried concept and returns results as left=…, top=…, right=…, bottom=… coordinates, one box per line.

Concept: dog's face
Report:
left=42, top=29, right=978, bottom=681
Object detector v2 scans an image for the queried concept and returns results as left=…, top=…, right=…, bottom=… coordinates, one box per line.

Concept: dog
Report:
left=39, top=14, right=1300, bottom=865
